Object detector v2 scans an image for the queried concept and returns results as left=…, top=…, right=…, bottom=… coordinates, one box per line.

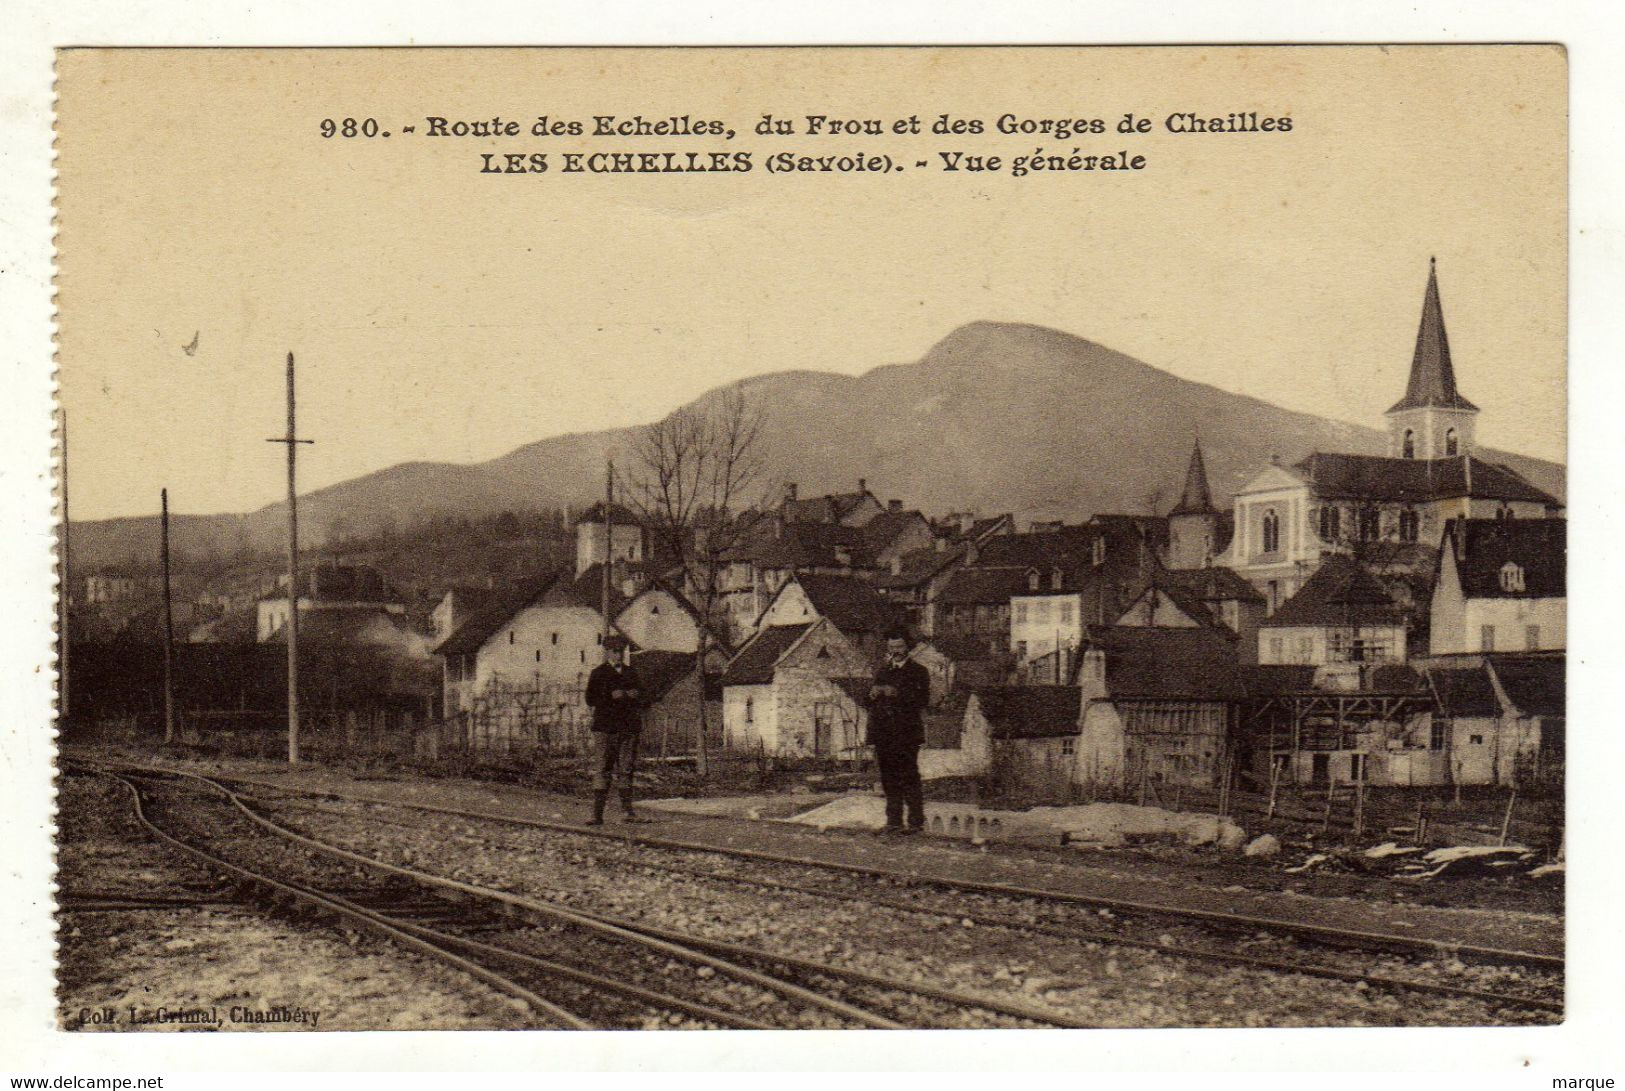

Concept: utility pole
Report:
left=161, top=488, right=176, bottom=744
left=267, top=353, right=314, bottom=764
left=58, top=409, right=69, bottom=722
left=601, top=460, right=614, bottom=642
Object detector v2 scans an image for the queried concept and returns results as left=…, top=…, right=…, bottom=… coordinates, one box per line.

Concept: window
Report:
left=1059, top=601, right=1074, bottom=625
left=1267, top=580, right=1281, bottom=613
left=1350, top=754, right=1367, bottom=783
left=1398, top=509, right=1419, bottom=543
left=1061, top=738, right=1077, bottom=756
left=1261, top=509, right=1280, bottom=553
left=1469, top=733, right=1484, bottom=746
left=650, top=604, right=660, bottom=615
left=1318, top=505, right=1341, bottom=542
left=579, top=650, right=586, bottom=663
left=1015, top=640, right=1028, bottom=660
left=1402, top=429, right=1415, bottom=459
left=1051, top=568, right=1063, bottom=591
left=1358, top=507, right=1381, bottom=542
left=1034, top=601, right=1051, bottom=624
left=1093, top=538, right=1106, bottom=566
left=1027, top=569, right=1040, bottom=591
left=1014, top=602, right=1028, bottom=624
left=1268, top=637, right=1284, bottom=662
left=1296, top=636, right=1313, bottom=664
left=1445, top=428, right=1459, bottom=456
left=1500, top=562, right=1525, bottom=593
left=1526, top=625, right=1541, bottom=650
left=551, top=632, right=559, bottom=645
left=1480, top=625, right=1496, bottom=652
left=745, top=697, right=754, bottom=723
left=534, top=650, right=541, bottom=663
left=1430, top=719, right=1447, bottom=750
left=508, top=631, right=515, bottom=644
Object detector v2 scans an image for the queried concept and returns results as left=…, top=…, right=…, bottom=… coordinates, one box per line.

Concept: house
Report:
left=1485, top=655, right=1564, bottom=787
left=1074, top=626, right=1245, bottom=790
left=1219, top=262, right=1562, bottom=608
left=932, top=511, right=1016, bottom=546
left=1116, top=565, right=1266, bottom=656
left=718, top=620, right=872, bottom=757
left=1430, top=518, right=1565, bottom=654
left=1240, top=661, right=1435, bottom=787
left=779, top=479, right=885, bottom=527
left=754, top=571, right=908, bottom=659
left=1257, top=554, right=1409, bottom=666
left=574, top=501, right=648, bottom=577
left=874, top=541, right=968, bottom=637
left=962, top=686, right=1080, bottom=799
left=431, top=582, right=497, bottom=642
left=435, top=569, right=618, bottom=750
left=717, top=519, right=883, bottom=638
left=612, top=574, right=730, bottom=659
left=1165, top=441, right=1234, bottom=571
left=858, top=504, right=937, bottom=567
left=256, top=564, right=408, bottom=644
left=633, top=649, right=723, bottom=756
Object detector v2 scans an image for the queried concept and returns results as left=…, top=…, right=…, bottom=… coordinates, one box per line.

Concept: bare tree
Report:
left=624, top=387, right=767, bottom=776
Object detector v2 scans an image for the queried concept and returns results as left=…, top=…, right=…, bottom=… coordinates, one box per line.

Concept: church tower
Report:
left=1167, top=440, right=1221, bottom=570
left=1386, top=258, right=1479, bottom=459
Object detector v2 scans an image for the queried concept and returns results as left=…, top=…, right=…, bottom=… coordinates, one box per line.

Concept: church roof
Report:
left=1296, top=452, right=1559, bottom=506
left=1169, top=442, right=1220, bottom=516
left=1389, top=260, right=1479, bottom=414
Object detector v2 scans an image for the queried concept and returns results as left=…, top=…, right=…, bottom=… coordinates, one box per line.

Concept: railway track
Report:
left=241, top=785, right=1563, bottom=1017
left=83, top=763, right=1086, bottom=1031
left=78, top=759, right=1563, bottom=1020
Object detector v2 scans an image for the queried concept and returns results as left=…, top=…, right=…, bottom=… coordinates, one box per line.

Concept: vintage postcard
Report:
left=45, top=44, right=1568, bottom=1050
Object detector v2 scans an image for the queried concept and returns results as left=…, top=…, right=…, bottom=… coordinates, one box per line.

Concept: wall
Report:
left=1077, top=700, right=1125, bottom=786
left=575, top=521, right=645, bottom=577
left=758, top=580, right=820, bottom=629
left=722, top=683, right=775, bottom=751
left=616, top=589, right=702, bottom=652
left=1258, top=623, right=1407, bottom=665
left=1010, top=592, right=1084, bottom=663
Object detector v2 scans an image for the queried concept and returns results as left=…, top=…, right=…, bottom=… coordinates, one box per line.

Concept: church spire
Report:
left=1169, top=440, right=1218, bottom=516
left=1388, top=257, right=1478, bottom=413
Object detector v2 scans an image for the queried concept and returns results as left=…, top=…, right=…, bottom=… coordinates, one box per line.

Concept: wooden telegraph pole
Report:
left=58, top=409, right=70, bottom=722
left=267, top=353, right=313, bottom=764
left=161, top=488, right=176, bottom=744
left=601, top=460, right=614, bottom=641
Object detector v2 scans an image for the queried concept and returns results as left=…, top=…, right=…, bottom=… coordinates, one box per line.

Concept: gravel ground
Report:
left=261, top=793, right=1558, bottom=1028
left=56, top=773, right=535, bottom=1031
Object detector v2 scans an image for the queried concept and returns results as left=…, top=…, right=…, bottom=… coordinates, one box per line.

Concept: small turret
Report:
left=1167, top=441, right=1220, bottom=570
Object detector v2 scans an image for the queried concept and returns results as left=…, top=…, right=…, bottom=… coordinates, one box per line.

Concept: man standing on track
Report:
left=866, top=627, right=932, bottom=835
left=584, top=633, right=646, bottom=825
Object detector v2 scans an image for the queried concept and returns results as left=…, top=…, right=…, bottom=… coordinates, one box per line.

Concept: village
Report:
left=62, top=262, right=1565, bottom=859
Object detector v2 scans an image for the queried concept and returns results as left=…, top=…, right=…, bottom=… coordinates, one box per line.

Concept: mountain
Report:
left=68, top=321, right=1566, bottom=571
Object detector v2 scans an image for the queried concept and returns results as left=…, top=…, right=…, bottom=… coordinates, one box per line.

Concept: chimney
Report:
left=858, top=478, right=867, bottom=494
left=934, top=536, right=947, bottom=553
left=891, top=555, right=903, bottom=577
left=889, top=499, right=903, bottom=513
left=966, top=540, right=980, bottom=565
left=783, top=481, right=798, bottom=504
left=959, top=511, right=976, bottom=535
left=834, top=544, right=852, bottom=568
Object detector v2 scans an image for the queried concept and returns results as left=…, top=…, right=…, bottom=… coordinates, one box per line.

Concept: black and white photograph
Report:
left=34, top=41, right=1580, bottom=1055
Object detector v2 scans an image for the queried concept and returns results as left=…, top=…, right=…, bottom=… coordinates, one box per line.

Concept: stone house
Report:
left=1430, top=518, right=1565, bottom=655
left=718, top=620, right=872, bottom=757
left=1256, top=554, right=1410, bottom=667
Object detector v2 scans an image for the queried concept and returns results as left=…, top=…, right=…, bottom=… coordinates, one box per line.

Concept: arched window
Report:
left=1402, top=429, right=1415, bottom=459
left=1261, top=509, right=1280, bottom=554
left=1445, top=428, right=1459, bottom=456
left=1499, top=562, right=1525, bottom=593
left=1398, top=509, right=1419, bottom=543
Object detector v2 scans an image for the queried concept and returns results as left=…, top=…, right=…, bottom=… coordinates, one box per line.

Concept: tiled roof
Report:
left=1155, top=565, right=1266, bottom=604
left=973, top=685, right=1082, bottom=739
left=575, top=501, right=644, bottom=526
left=1427, top=666, right=1501, bottom=719
left=1082, top=626, right=1246, bottom=701
left=631, top=649, right=700, bottom=703
left=858, top=509, right=929, bottom=554
left=1263, top=555, right=1406, bottom=628
left=782, top=489, right=873, bottom=525
left=1490, top=655, right=1565, bottom=718
left=875, top=544, right=966, bottom=589
left=1446, top=518, right=1566, bottom=599
left=434, top=571, right=567, bottom=657
left=1297, top=452, right=1559, bottom=506
left=973, top=526, right=1097, bottom=569
left=1389, top=261, right=1478, bottom=413
left=939, top=566, right=1034, bottom=606
left=1242, top=664, right=1320, bottom=696
left=744, top=522, right=876, bottom=570
left=719, top=623, right=812, bottom=686
left=793, top=573, right=908, bottom=638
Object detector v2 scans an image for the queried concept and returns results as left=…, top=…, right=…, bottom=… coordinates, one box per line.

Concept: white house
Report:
left=574, top=501, right=647, bottom=578
left=718, top=619, right=872, bottom=757
left=1430, top=518, right=1565, bottom=655
left=1256, top=554, right=1409, bottom=666
left=257, top=565, right=407, bottom=643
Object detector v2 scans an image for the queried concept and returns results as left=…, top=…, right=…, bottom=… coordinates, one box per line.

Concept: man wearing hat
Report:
left=584, top=633, right=646, bottom=825
left=867, top=627, right=932, bottom=834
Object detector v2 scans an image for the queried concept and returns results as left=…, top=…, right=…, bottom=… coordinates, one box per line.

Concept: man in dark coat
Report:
left=584, top=633, right=645, bottom=825
left=866, top=628, right=932, bottom=834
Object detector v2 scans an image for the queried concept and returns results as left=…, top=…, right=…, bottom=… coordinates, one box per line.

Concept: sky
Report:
left=55, top=46, right=1567, bottom=521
